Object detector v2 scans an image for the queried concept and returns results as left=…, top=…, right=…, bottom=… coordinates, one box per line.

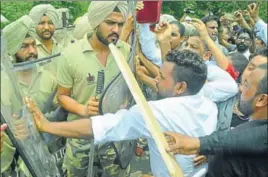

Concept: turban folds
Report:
left=2, top=15, right=34, bottom=56
left=29, top=4, right=60, bottom=28
left=87, top=1, right=128, bottom=29
left=73, top=1, right=128, bottom=40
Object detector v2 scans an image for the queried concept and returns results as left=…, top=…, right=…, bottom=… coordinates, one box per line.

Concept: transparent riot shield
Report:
left=99, top=58, right=135, bottom=114
left=1, top=36, right=61, bottom=177
left=99, top=1, right=136, bottom=114
left=98, top=1, right=137, bottom=170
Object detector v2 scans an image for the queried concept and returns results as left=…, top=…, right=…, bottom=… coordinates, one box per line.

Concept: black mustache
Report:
left=27, top=54, right=38, bottom=60
left=238, top=44, right=246, bottom=47
left=108, top=33, right=119, bottom=38
left=42, top=30, right=51, bottom=33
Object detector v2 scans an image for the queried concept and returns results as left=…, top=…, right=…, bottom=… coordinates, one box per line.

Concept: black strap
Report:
left=111, top=142, right=133, bottom=169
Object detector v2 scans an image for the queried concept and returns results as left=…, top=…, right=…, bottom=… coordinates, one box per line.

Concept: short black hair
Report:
left=165, top=50, right=207, bottom=95
left=256, top=63, right=268, bottom=95
left=169, top=21, right=185, bottom=37
left=228, top=52, right=249, bottom=79
left=249, top=47, right=268, bottom=61
left=201, top=15, right=219, bottom=24
left=237, top=28, right=254, bottom=40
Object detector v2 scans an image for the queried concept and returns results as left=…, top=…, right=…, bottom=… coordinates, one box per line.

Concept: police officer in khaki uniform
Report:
left=3, top=15, right=57, bottom=112
left=56, top=1, right=131, bottom=177
left=1, top=15, right=57, bottom=177
left=29, top=4, right=62, bottom=76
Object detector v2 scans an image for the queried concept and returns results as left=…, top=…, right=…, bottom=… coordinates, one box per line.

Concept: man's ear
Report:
left=255, top=94, right=268, bottom=107
left=174, top=81, right=187, bottom=96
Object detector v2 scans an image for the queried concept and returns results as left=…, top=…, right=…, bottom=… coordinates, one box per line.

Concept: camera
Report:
left=184, top=8, right=194, bottom=14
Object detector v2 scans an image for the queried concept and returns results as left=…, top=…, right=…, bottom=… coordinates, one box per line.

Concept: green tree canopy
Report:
left=162, top=1, right=267, bottom=22
left=1, top=1, right=267, bottom=29
left=1, top=1, right=90, bottom=29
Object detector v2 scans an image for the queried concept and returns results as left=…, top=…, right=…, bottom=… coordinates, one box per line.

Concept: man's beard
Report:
left=96, top=29, right=119, bottom=46
left=16, top=54, right=38, bottom=63
left=237, top=92, right=254, bottom=117
left=39, top=30, right=54, bottom=40
left=237, top=43, right=249, bottom=52
left=156, top=83, right=173, bottom=100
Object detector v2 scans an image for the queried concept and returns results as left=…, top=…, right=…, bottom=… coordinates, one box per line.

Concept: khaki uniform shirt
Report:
left=36, top=38, right=62, bottom=76
left=18, top=68, right=57, bottom=111
left=57, top=35, right=130, bottom=121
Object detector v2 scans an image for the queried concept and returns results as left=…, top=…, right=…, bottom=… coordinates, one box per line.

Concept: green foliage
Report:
left=0, top=1, right=90, bottom=29
left=32, top=1, right=90, bottom=23
left=1, top=2, right=34, bottom=22
left=1, top=1, right=267, bottom=30
left=162, top=1, right=267, bottom=22
left=1, top=22, right=10, bottom=29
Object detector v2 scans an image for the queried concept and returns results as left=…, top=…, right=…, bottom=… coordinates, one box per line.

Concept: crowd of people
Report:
left=0, top=1, right=267, bottom=177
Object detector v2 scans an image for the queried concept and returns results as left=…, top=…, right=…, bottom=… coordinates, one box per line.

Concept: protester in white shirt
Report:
left=26, top=50, right=218, bottom=177
left=181, top=20, right=238, bottom=102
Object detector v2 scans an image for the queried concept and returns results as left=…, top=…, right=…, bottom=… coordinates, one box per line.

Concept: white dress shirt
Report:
left=242, top=49, right=251, bottom=60
left=92, top=94, right=218, bottom=177
left=254, top=19, right=267, bottom=46
left=139, top=24, right=162, bottom=66
left=200, top=63, right=238, bottom=102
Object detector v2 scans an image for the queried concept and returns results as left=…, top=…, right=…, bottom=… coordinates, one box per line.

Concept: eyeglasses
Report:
left=237, top=37, right=251, bottom=42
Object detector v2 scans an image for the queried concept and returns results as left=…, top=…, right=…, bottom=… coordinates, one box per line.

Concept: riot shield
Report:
left=1, top=36, right=61, bottom=177
left=98, top=47, right=136, bottom=169
left=98, top=1, right=137, bottom=170
left=99, top=58, right=135, bottom=114
left=99, top=1, right=136, bottom=114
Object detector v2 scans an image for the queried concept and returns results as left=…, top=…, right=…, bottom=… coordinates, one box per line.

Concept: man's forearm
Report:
left=44, top=119, right=93, bottom=139
left=253, top=17, right=261, bottom=23
left=249, top=34, right=256, bottom=53
left=159, top=40, right=171, bottom=61
left=239, top=19, right=251, bottom=30
left=58, top=95, right=86, bottom=116
left=199, top=124, right=268, bottom=155
left=119, top=28, right=132, bottom=42
left=206, top=37, right=229, bottom=70
left=248, top=18, right=255, bottom=28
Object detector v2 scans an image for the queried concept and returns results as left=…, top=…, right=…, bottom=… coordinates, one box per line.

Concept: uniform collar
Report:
left=35, top=37, right=58, bottom=47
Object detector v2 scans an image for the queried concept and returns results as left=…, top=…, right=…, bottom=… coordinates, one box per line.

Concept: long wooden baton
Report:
left=109, top=44, right=184, bottom=177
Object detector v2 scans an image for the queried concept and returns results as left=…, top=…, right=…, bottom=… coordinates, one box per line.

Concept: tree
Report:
left=162, top=1, right=267, bottom=22
left=0, top=1, right=90, bottom=29
left=1, top=1, right=267, bottom=29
